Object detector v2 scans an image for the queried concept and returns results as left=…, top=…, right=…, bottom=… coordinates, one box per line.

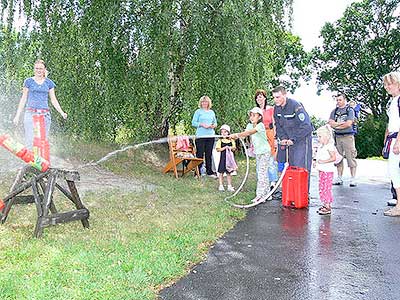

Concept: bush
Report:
left=115, top=125, right=136, bottom=145
left=355, top=115, right=386, bottom=158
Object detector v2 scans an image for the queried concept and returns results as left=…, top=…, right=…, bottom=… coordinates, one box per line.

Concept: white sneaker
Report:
left=333, top=177, right=343, bottom=185
left=349, top=178, right=357, bottom=187
left=227, top=185, right=235, bottom=192
left=218, top=185, right=225, bottom=191
left=208, top=174, right=218, bottom=179
left=388, top=199, right=397, bottom=206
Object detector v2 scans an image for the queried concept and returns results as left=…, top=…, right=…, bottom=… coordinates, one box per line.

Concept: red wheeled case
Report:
left=282, top=166, right=309, bottom=208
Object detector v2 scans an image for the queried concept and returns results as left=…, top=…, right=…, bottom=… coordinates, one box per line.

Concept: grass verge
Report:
left=0, top=139, right=254, bottom=300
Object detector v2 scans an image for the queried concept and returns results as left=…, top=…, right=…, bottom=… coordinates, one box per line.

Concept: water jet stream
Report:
left=76, top=135, right=286, bottom=208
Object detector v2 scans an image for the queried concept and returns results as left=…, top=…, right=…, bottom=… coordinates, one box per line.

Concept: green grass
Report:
left=0, top=139, right=251, bottom=300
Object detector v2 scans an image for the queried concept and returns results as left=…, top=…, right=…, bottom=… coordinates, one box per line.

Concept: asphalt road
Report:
left=160, top=160, right=400, bottom=300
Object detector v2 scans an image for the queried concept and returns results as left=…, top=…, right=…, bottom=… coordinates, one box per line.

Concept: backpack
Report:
left=334, top=105, right=357, bottom=135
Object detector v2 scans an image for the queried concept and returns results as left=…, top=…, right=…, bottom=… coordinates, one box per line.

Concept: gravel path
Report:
left=0, top=149, right=155, bottom=197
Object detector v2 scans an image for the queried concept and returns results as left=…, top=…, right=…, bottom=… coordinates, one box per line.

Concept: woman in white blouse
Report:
left=383, top=71, right=400, bottom=216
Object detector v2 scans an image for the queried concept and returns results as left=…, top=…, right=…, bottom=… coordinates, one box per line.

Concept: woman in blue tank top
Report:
left=13, top=59, right=67, bottom=149
left=191, top=95, right=217, bottom=177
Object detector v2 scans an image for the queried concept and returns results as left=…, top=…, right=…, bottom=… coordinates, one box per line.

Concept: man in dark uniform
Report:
left=272, top=85, right=313, bottom=187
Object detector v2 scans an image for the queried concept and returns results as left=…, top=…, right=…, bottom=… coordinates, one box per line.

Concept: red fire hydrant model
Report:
left=0, top=134, right=49, bottom=172
left=32, top=114, right=50, bottom=164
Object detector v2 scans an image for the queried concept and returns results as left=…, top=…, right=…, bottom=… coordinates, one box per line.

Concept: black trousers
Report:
left=195, top=137, right=215, bottom=175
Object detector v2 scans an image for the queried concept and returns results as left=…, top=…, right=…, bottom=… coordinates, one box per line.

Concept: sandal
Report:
left=318, top=206, right=331, bottom=215
left=317, top=206, right=329, bottom=213
left=383, top=208, right=400, bottom=217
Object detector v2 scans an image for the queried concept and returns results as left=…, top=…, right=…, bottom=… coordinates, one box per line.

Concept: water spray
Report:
left=77, top=134, right=287, bottom=208
left=78, top=137, right=170, bottom=168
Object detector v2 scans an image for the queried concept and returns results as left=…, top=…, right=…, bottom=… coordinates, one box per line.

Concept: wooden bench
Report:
left=163, top=136, right=203, bottom=178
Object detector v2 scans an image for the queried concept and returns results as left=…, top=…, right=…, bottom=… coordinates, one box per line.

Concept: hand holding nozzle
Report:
left=278, top=139, right=293, bottom=146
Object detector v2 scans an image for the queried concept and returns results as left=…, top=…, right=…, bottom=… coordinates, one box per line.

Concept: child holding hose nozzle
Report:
left=230, top=107, right=271, bottom=203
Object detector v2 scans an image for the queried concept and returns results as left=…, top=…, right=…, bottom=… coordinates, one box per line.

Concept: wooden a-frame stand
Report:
left=0, top=166, right=90, bottom=238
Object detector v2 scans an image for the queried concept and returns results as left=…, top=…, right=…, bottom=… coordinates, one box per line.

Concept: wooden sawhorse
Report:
left=1, top=167, right=90, bottom=238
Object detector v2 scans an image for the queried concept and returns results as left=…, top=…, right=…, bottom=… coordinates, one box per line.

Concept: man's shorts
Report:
left=335, top=134, right=357, bottom=168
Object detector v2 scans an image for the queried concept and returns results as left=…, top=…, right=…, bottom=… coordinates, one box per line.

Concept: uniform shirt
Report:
left=274, top=98, right=313, bottom=143
left=24, top=77, right=55, bottom=110
left=245, top=122, right=270, bottom=155
left=387, top=96, right=400, bottom=134
left=329, top=105, right=355, bottom=135
left=191, top=109, right=217, bottom=137
left=315, top=143, right=336, bottom=172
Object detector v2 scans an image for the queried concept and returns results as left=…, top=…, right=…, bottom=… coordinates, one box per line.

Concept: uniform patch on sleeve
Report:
left=298, top=113, right=305, bottom=121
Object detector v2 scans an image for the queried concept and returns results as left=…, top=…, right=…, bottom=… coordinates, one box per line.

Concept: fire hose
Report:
left=77, top=134, right=289, bottom=209
left=223, top=137, right=289, bottom=209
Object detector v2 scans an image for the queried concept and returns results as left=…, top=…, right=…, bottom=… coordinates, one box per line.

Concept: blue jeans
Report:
left=24, top=111, right=51, bottom=149
left=268, top=156, right=278, bottom=182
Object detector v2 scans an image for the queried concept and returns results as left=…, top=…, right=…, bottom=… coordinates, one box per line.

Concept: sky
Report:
left=290, top=0, right=361, bottom=120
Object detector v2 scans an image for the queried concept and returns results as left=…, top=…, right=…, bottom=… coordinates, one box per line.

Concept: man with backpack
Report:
left=328, top=93, right=358, bottom=187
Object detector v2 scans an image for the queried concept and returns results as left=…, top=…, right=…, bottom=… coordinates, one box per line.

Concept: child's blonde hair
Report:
left=316, top=125, right=333, bottom=142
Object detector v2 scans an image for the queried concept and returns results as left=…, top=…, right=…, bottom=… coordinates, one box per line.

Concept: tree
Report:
left=0, top=0, right=308, bottom=144
left=312, top=0, right=400, bottom=118
left=310, top=115, right=325, bottom=132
